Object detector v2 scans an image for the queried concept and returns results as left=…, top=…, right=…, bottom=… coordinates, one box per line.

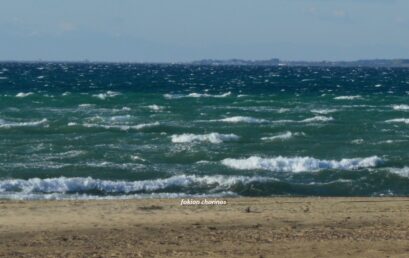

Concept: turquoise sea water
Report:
left=1, top=63, right=409, bottom=199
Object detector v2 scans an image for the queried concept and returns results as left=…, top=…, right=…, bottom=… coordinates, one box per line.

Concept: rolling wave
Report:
left=221, top=156, right=382, bottom=172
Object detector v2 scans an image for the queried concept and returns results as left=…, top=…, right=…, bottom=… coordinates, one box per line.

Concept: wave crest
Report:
left=0, top=175, right=273, bottom=195
left=221, top=156, right=382, bottom=172
left=164, top=92, right=231, bottom=99
left=0, top=118, right=48, bottom=129
left=171, top=133, right=239, bottom=144
left=213, top=116, right=268, bottom=123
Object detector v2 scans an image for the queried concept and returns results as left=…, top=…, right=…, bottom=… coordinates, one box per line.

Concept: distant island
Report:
left=187, top=58, right=409, bottom=67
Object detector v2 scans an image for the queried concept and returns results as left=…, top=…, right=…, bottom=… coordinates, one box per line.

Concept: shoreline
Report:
left=1, top=197, right=409, bottom=257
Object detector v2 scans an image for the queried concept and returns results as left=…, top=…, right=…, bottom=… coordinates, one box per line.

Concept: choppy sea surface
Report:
left=1, top=63, right=409, bottom=199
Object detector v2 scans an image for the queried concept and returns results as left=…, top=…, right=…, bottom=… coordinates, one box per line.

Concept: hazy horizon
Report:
left=1, top=0, right=408, bottom=62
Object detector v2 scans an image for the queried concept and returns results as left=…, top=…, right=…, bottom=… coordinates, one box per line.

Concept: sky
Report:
left=0, top=0, right=408, bottom=62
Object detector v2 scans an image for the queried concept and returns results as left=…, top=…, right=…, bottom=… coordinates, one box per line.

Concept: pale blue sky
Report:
left=1, top=0, right=408, bottom=62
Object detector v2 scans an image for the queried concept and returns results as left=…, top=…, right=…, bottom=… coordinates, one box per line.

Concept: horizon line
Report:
left=0, top=58, right=409, bottom=65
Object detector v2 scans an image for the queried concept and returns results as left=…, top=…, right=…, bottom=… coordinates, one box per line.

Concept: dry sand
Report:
left=1, top=197, right=409, bottom=257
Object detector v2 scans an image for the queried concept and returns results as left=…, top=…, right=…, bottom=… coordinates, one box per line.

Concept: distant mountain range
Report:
left=187, top=58, right=409, bottom=67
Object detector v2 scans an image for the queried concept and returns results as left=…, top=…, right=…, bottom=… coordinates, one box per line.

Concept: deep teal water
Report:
left=1, top=63, right=409, bottom=199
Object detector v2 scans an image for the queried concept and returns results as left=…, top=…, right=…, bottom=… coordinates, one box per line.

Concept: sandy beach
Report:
left=1, top=197, right=409, bottom=257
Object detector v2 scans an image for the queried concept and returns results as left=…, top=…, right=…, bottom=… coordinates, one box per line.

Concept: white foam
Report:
left=0, top=175, right=274, bottom=196
left=82, top=121, right=160, bottom=131
left=92, top=91, right=121, bottom=100
left=385, top=118, right=409, bottom=124
left=78, top=104, right=95, bottom=108
left=171, top=133, right=240, bottom=144
left=0, top=118, right=48, bottom=129
left=351, top=139, right=364, bottom=144
left=164, top=92, right=231, bottom=99
left=147, top=104, right=164, bottom=111
left=213, top=116, right=268, bottom=123
left=261, top=131, right=304, bottom=141
left=300, top=116, right=334, bottom=123
left=109, top=115, right=131, bottom=122
left=221, top=156, right=382, bottom=172
left=389, top=167, right=409, bottom=177
left=392, top=105, right=409, bottom=111
left=311, top=109, right=338, bottom=114
left=16, top=92, right=34, bottom=98
left=334, top=95, right=362, bottom=100
left=131, top=155, right=146, bottom=162
left=271, top=119, right=296, bottom=124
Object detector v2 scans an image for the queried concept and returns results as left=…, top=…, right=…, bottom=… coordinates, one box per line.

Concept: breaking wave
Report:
left=300, top=116, right=334, bottom=123
left=392, top=105, right=409, bottom=111
left=211, top=116, right=268, bottom=123
left=164, top=92, right=231, bottom=99
left=0, top=175, right=274, bottom=196
left=385, top=118, right=409, bottom=124
left=69, top=121, right=160, bottom=131
left=16, top=92, right=34, bottom=98
left=92, top=91, right=121, bottom=100
left=334, top=95, right=362, bottom=100
left=0, top=118, right=48, bottom=129
left=311, top=109, right=338, bottom=114
left=261, top=131, right=304, bottom=141
left=171, top=133, right=239, bottom=144
left=221, top=156, right=383, bottom=172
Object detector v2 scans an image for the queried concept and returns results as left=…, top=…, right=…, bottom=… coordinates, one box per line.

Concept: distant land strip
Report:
left=1, top=58, right=409, bottom=67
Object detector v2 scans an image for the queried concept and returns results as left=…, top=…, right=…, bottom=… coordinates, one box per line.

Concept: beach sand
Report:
left=1, top=197, right=409, bottom=257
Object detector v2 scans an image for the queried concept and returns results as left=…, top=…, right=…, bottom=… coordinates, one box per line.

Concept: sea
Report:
left=1, top=62, right=409, bottom=199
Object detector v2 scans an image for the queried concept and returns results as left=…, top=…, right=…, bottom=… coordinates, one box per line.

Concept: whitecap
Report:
left=164, top=92, right=231, bottom=99
left=385, top=118, right=409, bottom=124
left=389, top=167, right=409, bottom=177
left=110, top=115, right=131, bottom=122
left=92, top=91, right=121, bottom=100
left=131, top=155, right=146, bottom=162
left=334, top=95, right=362, bottom=100
left=82, top=121, right=160, bottom=131
left=311, top=109, right=338, bottom=114
left=16, top=92, right=34, bottom=98
left=392, top=105, right=409, bottom=111
left=212, top=116, right=268, bottom=123
left=300, top=116, right=334, bottom=123
left=221, top=156, right=382, bottom=172
left=261, top=131, right=304, bottom=141
left=147, top=104, right=164, bottom=111
left=78, top=104, right=95, bottom=108
left=0, top=118, right=48, bottom=129
left=351, top=139, right=364, bottom=144
left=171, top=133, right=239, bottom=144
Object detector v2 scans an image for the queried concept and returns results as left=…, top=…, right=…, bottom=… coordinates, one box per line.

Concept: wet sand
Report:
left=1, top=197, right=409, bottom=257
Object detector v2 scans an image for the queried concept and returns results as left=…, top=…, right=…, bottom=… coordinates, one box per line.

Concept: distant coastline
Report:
left=1, top=58, right=409, bottom=67
left=188, top=58, right=409, bottom=67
